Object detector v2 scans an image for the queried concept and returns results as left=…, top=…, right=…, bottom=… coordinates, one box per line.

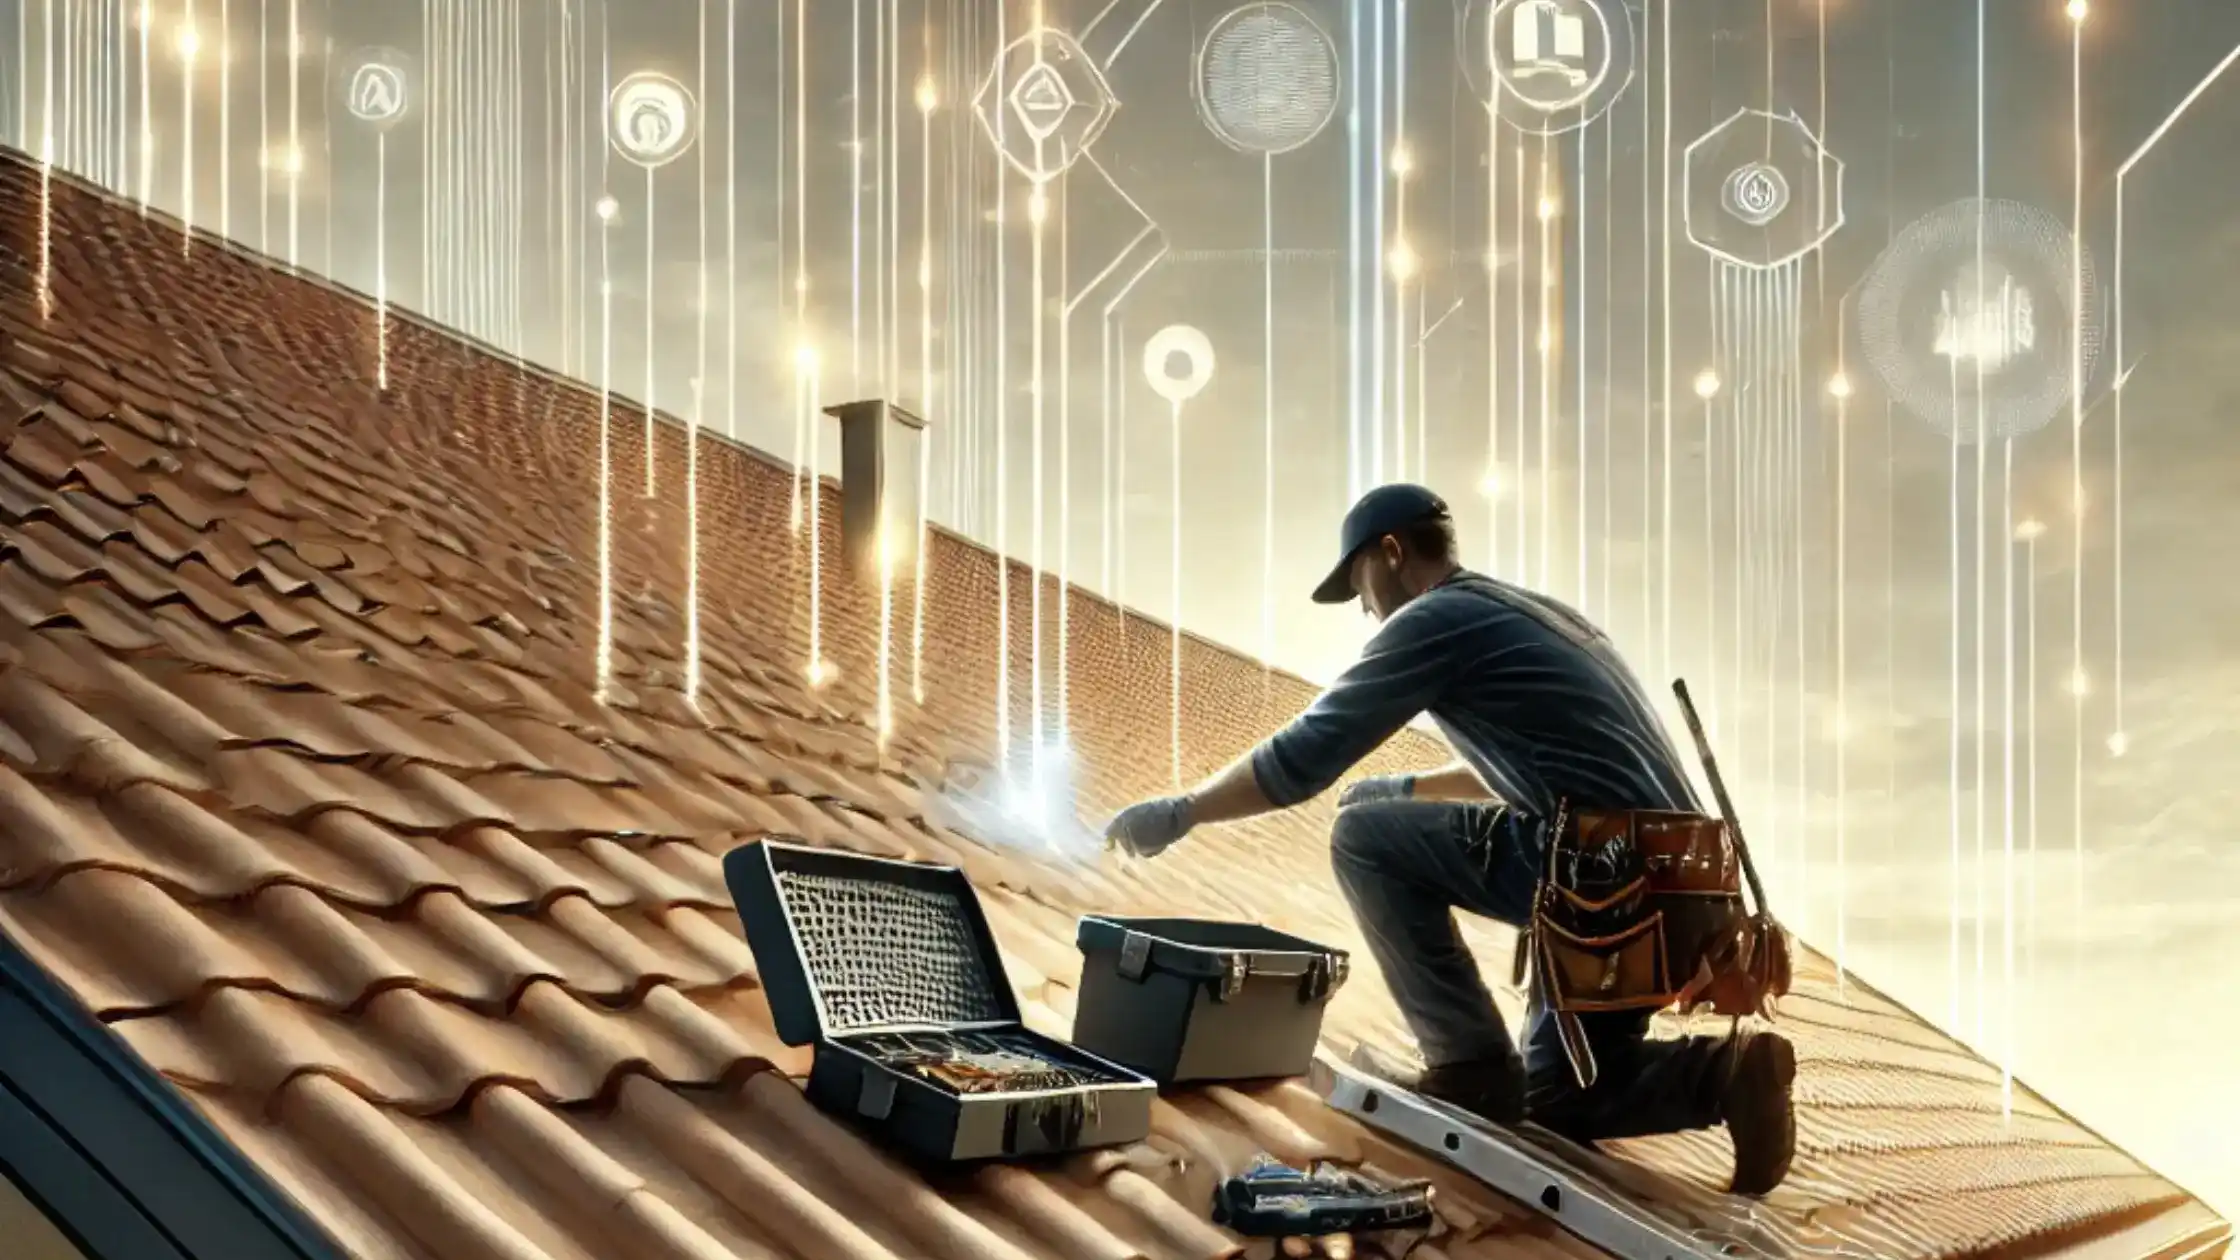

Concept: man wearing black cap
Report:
left=1104, top=483, right=1797, bottom=1196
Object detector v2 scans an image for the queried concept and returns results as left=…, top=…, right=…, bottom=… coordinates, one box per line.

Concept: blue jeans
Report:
left=1330, top=798, right=1732, bottom=1141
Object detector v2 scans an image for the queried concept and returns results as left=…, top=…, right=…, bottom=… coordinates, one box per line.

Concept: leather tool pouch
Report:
left=1512, top=806, right=1793, bottom=1089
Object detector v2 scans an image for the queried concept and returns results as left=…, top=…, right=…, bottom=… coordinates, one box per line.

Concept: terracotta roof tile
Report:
left=0, top=150, right=2222, bottom=1260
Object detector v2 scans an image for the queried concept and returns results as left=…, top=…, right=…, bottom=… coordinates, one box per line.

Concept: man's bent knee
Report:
left=1329, top=799, right=1416, bottom=877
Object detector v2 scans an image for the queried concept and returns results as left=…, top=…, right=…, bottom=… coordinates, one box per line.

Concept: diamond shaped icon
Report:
left=974, top=28, right=1116, bottom=183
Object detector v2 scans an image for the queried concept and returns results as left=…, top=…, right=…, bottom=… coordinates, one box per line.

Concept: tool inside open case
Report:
left=725, top=839, right=1156, bottom=1164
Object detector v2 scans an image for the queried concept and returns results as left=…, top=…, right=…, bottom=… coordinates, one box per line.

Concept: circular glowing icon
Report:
left=1466, top=0, right=1633, bottom=134
left=607, top=71, right=698, bottom=168
left=1195, top=2, right=1342, bottom=156
left=1854, top=197, right=2103, bottom=443
left=1142, top=326, right=1216, bottom=405
left=1721, top=161, right=1789, bottom=227
left=337, top=47, right=412, bottom=128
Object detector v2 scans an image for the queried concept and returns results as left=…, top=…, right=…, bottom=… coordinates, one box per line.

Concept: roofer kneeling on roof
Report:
left=1104, top=483, right=1798, bottom=1197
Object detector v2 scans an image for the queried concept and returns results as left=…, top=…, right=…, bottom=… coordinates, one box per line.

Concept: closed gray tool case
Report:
left=726, top=839, right=1155, bottom=1163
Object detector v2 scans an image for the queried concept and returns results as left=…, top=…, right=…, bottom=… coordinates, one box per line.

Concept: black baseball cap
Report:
left=1310, top=483, right=1452, bottom=604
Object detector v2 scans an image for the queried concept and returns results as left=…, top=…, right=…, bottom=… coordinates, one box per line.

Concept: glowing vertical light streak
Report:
left=1575, top=128, right=1589, bottom=609
left=14, top=0, right=25, bottom=152
left=1264, top=149, right=1277, bottom=673
left=691, top=0, right=709, bottom=708
left=993, top=1, right=1012, bottom=775
left=138, top=0, right=150, bottom=212
left=1030, top=193, right=1049, bottom=769
left=725, top=0, right=737, bottom=439
left=375, top=133, right=388, bottom=389
left=1170, top=396, right=1183, bottom=789
left=1056, top=180, right=1072, bottom=740
left=850, top=0, right=864, bottom=388
left=790, top=0, right=808, bottom=534
left=1535, top=157, right=1554, bottom=592
left=179, top=2, right=195, bottom=250
left=1392, top=0, right=1407, bottom=478
left=219, top=0, right=230, bottom=239
left=1831, top=357, right=1851, bottom=988
left=35, top=0, right=53, bottom=320
left=286, top=0, right=297, bottom=267
left=596, top=186, right=616, bottom=702
left=641, top=177, right=658, bottom=497
left=1999, top=437, right=2016, bottom=1116
left=807, top=346, right=830, bottom=686
left=1657, top=0, right=1673, bottom=682
left=1512, top=146, right=1525, bottom=578
left=914, top=69, right=934, bottom=705
left=259, top=0, right=269, bottom=250
left=1369, top=0, right=1387, bottom=485
left=1947, top=354, right=1962, bottom=1032
left=2020, top=517, right=2043, bottom=993
left=2074, top=0, right=2097, bottom=977
left=1485, top=84, right=1500, bottom=571
left=1971, top=0, right=1989, bottom=1046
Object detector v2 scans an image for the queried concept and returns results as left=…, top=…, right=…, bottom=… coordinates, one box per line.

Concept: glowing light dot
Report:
left=807, top=659, right=837, bottom=688
left=1536, top=195, right=1559, bottom=221
left=2106, top=731, right=2129, bottom=757
left=594, top=195, right=619, bottom=221
left=2016, top=518, right=2045, bottom=542
left=2066, top=0, right=2087, bottom=22
left=2066, top=669, right=2091, bottom=698
left=794, top=273, right=810, bottom=294
left=1027, top=190, right=1048, bottom=224
left=1536, top=327, right=1552, bottom=354
left=177, top=28, right=200, bottom=59
left=1478, top=471, right=1505, bottom=500
left=918, top=257, right=931, bottom=288
left=1389, top=241, right=1418, bottom=281
left=1693, top=369, right=1720, bottom=399
left=915, top=78, right=937, bottom=112
left=1391, top=147, right=1414, bottom=178
left=1827, top=373, right=1853, bottom=398
left=794, top=343, right=820, bottom=372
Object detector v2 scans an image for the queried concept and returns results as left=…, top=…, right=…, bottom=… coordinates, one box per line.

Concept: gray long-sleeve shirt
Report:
left=1249, top=571, right=1703, bottom=820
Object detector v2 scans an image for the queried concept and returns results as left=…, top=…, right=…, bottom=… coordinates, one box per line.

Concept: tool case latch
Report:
left=856, top=1070, right=898, bottom=1121
left=1299, top=953, right=1350, bottom=1004
left=1117, top=930, right=1153, bottom=982
left=1213, top=953, right=1250, bottom=1003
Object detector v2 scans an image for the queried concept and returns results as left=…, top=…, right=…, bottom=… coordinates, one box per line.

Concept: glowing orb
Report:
left=973, top=28, right=1115, bottom=183
left=1195, top=2, right=1342, bottom=156
left=1142, top=325, right=1216, bottom=406
left=1855, top=197, right=2103, bottom=443
left=607, top=71, right=698, bottom=169
left=1462, top=0, right=1635, bottom=136
left=337, top=48, right=412, bottom=129
left=1683, top=108, right=1844, bottom=269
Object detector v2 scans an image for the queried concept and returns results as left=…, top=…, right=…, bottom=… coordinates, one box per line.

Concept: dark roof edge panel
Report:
left=0, top=924, right=345, bottom=1260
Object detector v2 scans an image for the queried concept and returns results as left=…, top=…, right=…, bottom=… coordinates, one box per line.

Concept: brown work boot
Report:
left=1722, top=1028, right=1797, bottom=1196
left=1353, top=1044, right=1526, bottom=1126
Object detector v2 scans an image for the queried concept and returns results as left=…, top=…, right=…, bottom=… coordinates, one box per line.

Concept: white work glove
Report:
left=1337, top=774, right=1417, bottom=809
left=1104, top=795, right=1195, bottom=859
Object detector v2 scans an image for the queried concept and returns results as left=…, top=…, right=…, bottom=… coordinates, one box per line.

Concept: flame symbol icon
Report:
left=1720, top=161, right=1789, bottom=228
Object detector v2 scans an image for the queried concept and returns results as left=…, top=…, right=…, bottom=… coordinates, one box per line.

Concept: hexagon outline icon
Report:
left=1682, top=107, right=1845, bottom=270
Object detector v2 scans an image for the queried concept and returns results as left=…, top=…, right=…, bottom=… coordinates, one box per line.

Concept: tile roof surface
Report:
left=0, top=150, right=2225, bottom=1260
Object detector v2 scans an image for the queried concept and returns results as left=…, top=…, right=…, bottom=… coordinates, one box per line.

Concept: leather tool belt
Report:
left=1510, top=803, right=1794, bottom=1089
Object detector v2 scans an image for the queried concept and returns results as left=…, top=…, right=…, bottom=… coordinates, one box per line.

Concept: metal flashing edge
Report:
left=0, top=927, right=343, bottom=1260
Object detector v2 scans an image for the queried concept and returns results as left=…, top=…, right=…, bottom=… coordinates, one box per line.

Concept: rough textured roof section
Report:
left=0, top=149, right=2225, bottom=1260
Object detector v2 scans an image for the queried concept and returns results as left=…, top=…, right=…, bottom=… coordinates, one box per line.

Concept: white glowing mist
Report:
left=931, top=743, right=1103, bottom=870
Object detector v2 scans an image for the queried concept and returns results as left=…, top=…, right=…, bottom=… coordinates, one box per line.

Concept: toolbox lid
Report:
left=724, top=838, right=1024, bottom=1046
left=1076, top=916, right=1351, bottom=998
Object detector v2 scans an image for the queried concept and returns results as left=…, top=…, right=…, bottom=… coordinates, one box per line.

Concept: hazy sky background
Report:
left=3, top=0, right=2236, bottom=1219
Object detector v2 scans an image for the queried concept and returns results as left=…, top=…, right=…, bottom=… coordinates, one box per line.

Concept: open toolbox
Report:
left=724, top=839, right=1155, bottom=1164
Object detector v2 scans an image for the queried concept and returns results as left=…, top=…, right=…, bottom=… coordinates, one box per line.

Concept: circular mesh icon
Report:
left=1196, top=3, right=1341, bottom=156
left=1856, top=198, right=2103, bottom=443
